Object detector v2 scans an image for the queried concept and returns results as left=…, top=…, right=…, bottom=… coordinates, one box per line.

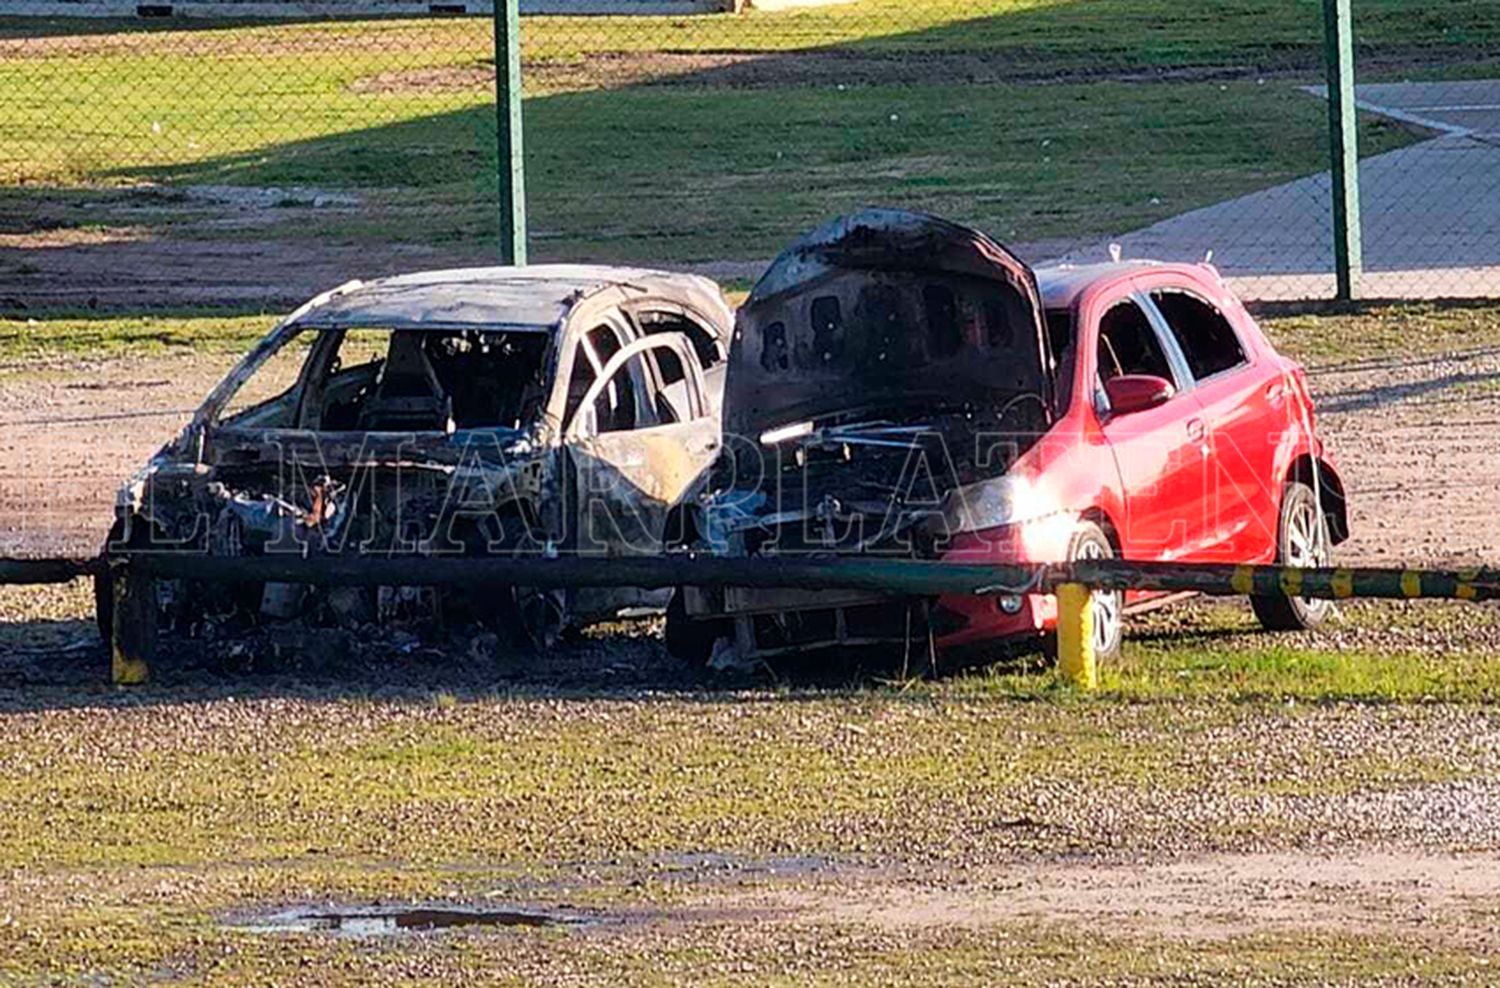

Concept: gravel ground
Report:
left=3, top=673, right=1500, bottom=982
left=1311, top=343, right=1500, bottom=567
left=3, top=322, right=1500, bottom=982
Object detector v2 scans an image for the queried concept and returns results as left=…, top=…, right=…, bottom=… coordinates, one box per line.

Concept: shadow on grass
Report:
left=0, top=616, right=1044, bottom=713
left=6, top=3, right=1463, bottom=292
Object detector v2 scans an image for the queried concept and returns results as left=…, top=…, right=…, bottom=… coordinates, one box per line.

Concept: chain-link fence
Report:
left=1, top=1, right=1497, bottom=310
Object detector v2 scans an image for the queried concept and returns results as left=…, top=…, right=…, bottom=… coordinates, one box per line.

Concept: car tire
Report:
left=664, top=589, right=727, bottom=666
left=1067, top=521, right=1123, bottom=662
left=1252, top=480, right=1333, bottom=632
left=93, top=565, right=113, bottom=646
left=93, top=518, right=131, bottom=645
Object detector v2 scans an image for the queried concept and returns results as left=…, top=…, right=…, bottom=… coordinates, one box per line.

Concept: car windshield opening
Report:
left=221, top=327, right=552, bottom=433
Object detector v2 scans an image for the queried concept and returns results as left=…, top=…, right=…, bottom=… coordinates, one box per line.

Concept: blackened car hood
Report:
left=725, top=209, right=1052, bottom=436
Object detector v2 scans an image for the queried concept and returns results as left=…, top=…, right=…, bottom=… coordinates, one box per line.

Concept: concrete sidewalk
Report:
left=1053, top=81, right=1500, bottom=302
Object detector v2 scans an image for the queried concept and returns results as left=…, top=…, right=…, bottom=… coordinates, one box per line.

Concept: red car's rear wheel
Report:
left=1252, top=481, right=1333, bottom=631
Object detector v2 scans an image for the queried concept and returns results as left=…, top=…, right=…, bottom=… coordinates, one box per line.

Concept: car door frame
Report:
left=1133, top=274, right=1282, bottom=562
left=1078, top=280, right=1214, bottom=561
left=560, top=331, right=719, bottom=618
left=563, top=330, right=716, bottom=543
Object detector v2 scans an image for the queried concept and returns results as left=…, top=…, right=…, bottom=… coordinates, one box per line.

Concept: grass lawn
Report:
left=6, top=1, right=1497, bottom=63
left=3, top=580, right=1500, bottom=982
left=7, top=298, right=1499, bottom=365
left=2, top=0, right=1491, bottom=263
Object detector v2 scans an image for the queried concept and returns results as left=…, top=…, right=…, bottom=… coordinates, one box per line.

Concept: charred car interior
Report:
left=102, top=265, right=734, bottom=648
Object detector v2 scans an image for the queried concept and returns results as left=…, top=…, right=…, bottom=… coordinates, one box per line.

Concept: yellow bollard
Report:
left=1055, top=582, right=1097, bottom=690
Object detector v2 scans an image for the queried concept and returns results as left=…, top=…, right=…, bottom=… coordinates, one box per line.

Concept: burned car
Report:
left=670, top=209, right=1346, bottom=667
left=100, top=265, right=733, bottom=644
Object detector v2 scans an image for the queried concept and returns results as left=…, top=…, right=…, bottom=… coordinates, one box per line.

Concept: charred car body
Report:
left=672, top=209, right=1347, bottom=667
left=102, top=265, right=733, bottom=643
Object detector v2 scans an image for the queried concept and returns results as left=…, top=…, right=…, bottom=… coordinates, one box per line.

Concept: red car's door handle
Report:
left=1265, top=382, right=1285, bottom=404
left=1187, top=418, right=1207, bottom=442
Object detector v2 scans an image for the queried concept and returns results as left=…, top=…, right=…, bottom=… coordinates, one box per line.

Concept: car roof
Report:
left=289, top=264, right=728, bottom=334
left=1035, top=260, right=1220, bottom=310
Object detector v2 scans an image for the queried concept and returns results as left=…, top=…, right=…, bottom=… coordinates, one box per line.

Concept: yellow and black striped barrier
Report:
left=1, top=554, right=1493, bottom=686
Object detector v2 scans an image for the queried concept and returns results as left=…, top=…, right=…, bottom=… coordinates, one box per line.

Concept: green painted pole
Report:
left=493, top=0, right=527, bottom=266
left=1323, top=0, right=1362, bottom=300
left=120, top=554, right=1500, bottom=604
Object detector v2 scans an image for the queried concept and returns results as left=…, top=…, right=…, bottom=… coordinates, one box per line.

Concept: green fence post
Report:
left=494, top=0, right=528, bottom=266
left=1323, top=0, right=1362, bottom=300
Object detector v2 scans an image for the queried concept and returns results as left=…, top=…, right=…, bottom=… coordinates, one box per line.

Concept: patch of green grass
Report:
left=0, top=678, right=1494, bottom=980
left=0, top=4, right=1459, bottom=263
left=4, top=582, right=1499, bottom=980
left=1261, top=301, right=1500, bottom=367
left=963, top=644, right=1500, bottom=705
left=957, top=598, right=1500, bottom=704
left=8, top=2, right=1495, bottom=63
left=1113, top=640, right=1500, bottom=703
left=5, top=76, right=1417, bottom=264
left=0, top=311, right=278, bottom=363
left=11, top=298, right=1499, bottom=369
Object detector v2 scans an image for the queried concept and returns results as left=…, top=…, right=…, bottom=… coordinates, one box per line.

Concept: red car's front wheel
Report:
left=1069, top=521, right=1123, bottom=661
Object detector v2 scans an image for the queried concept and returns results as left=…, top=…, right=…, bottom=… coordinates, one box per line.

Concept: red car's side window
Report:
left=1151, top=291, right=1248, bottom=382
left=1097, top=299, right=1175, bottom=385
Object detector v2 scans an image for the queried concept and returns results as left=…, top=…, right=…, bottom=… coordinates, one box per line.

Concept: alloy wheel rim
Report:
left=1077, top=538, right=1122, bottom=654
left=1286, top=497, right=1328, bottom=568
left=1286, top=495, right=1332, bottom=616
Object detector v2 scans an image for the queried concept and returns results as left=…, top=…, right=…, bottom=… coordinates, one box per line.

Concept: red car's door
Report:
left=1085, top=292, right=1213, bottom=561
left=1144, top=286, right=1283, bottom=563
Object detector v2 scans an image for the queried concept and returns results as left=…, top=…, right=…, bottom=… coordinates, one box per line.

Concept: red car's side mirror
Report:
left=1103, top=374, right=1175, bottom=416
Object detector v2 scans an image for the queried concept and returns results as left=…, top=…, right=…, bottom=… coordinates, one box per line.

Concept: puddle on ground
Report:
left=233, top=904, right=589, bottom=937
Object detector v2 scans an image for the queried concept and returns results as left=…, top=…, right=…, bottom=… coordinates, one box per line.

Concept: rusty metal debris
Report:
left=99, top=264, right=734, bottom=648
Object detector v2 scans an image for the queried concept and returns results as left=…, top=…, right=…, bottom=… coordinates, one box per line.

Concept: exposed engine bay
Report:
left=680, top=209, right=1055, bottom=666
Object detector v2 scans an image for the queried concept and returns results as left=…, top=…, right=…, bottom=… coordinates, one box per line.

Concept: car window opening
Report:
left=1151, top=290, right=1248, bottom=380
left=327, top=329, right=550, bottom=432
left=1097, top=300, right=1174, bottom=385
left=217, top=330, right=313, bottom=427
left=563, top=324, right=626, bottom=426
left=222, top=327, right=552, bottom=433
left=1045, top=308, right=1076, bottom=411
left=591, top=349, right=680, bottom=436
left=637, top=309, right=721, bottom=369
left=652, top=345, right=689, bottom=424
left=591, top=359, right=640, bottom=433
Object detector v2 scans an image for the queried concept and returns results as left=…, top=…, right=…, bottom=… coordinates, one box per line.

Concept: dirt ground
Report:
left=2, top=324, right=1497, bottom=564
left=4, top=664, right=1500, bottom=982
left=3, top=310, right=1500, bottom=982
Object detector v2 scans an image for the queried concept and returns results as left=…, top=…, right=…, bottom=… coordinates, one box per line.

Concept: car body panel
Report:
left=112, top=264, right=734, bottom=634
left=689, top=216, right=1345, bottom=664
left=726, top=208, right=1053, bottom=438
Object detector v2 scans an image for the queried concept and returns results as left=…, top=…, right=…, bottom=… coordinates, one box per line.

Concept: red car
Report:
left=674, top=210, right=1347, bottom=666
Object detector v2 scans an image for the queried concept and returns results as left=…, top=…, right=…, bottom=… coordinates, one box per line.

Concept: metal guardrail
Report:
left=111, top=554, right=1498, bottom=603
left=0, top=558, right=101, bottom=584
left=4, top=554, right=1495, bottom=687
